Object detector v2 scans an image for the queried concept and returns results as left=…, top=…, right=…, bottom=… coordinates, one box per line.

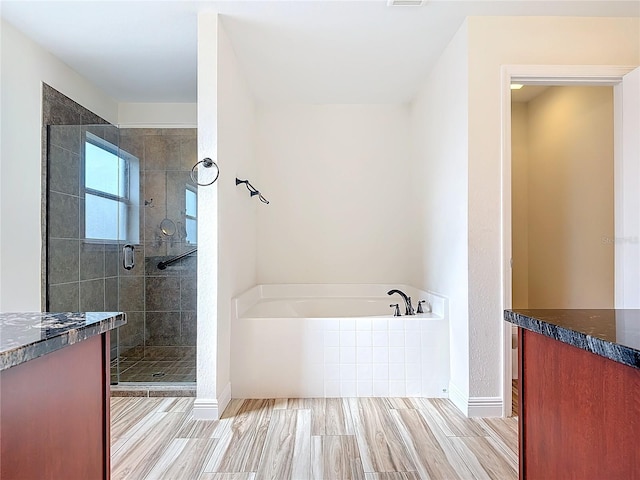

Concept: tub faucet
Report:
left=387, top=289, right=415, bottom=315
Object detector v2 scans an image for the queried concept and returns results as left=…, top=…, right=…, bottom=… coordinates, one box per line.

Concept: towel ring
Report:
left=190, top=158, right=220, bottom=186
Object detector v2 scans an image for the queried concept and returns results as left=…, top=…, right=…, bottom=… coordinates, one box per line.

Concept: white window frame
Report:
left=185, top=184, right=197, bottom=245
left=83, top=132, right=140, bottom=243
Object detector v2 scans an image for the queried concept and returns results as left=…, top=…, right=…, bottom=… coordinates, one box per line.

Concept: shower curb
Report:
left=110, top=382, right=196, bottom=397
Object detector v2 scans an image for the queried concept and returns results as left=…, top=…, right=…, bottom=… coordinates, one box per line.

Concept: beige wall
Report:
left=511, top=102, right=530, bottom=309
left=528, top=87, right=614, bottom=308
left=466, top=16, right=639, bottom=399
left=513, top=87, right=614, bottom=309
left=255, top=103, right=414, bottom=285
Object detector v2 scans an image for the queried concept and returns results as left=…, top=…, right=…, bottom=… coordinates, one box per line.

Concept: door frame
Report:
left=500, top=65, right=637, bottom=417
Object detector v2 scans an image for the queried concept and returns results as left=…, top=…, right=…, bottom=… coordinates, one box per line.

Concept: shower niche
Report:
left=46, top=124, right=198, bottom=386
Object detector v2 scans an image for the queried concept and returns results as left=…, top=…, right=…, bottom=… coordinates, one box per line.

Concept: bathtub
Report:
left=231, top=284, right=449, bottom=398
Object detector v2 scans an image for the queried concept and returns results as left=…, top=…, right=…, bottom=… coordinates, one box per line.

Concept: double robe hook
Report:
left=236, top=178, right=269, bottom=204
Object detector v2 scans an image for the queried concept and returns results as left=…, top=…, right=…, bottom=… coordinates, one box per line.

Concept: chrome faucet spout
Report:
left=387, top=289, right=415, bottom=315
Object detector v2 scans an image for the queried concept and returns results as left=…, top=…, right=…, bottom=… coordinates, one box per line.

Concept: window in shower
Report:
left=84, top=132, right=140, bottom=242
left=185, top=186, right=197, bottom=244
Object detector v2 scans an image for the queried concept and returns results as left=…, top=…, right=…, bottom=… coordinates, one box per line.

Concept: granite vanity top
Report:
left=0, top=312, right=126, bottom=371
left=505, top=309, right=640, bottom=369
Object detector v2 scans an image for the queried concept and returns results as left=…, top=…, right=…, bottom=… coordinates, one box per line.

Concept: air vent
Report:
left=387, top=0, right=425, bottom=6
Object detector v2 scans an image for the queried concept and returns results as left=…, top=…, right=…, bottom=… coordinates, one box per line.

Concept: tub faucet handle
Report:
left=417, top=300, right=430, bottom=314
left=390, top=303, right=401, bottom=317
left=387, top=289, right=415, bottom=315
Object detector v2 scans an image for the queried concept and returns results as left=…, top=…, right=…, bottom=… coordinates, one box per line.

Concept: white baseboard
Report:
left=193, top=398, right=220, bottom=420
left=448, top=382, right=468, bottom=416
left=193, top=382, right=232, bottom=420
left=448, top=382, right=503, bottom=418
left=217, top=382, right=232, bottom=415
left=468, top=396, right=503, bottom=417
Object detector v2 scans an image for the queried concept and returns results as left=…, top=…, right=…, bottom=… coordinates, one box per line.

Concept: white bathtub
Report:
left=242, top=297, right=406, bottom=318
left=231, top=284, right=450, bottom=398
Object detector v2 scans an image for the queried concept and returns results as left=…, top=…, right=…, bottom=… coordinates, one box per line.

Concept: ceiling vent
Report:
left=387, top=0, right=425, bottom=6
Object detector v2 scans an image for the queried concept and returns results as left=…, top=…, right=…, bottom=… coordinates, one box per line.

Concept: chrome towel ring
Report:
left=190, top=158, right=220, bottom=186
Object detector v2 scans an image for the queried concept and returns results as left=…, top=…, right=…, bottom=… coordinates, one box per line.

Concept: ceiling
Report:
left=1, top=0, right=638, bottom=104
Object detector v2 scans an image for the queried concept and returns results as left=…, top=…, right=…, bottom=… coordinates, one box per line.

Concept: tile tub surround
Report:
left=504, top=309, right=640, bottom=369
left=232, top=284, right=449, bottom=398
left=0, top=311, right=126, bottom=371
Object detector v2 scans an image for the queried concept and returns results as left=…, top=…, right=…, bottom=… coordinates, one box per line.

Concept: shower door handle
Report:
left=123, top=244, right=135, bottom=270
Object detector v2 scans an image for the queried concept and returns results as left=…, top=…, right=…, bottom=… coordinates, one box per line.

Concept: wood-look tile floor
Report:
left=111, top=397, right=518, bottom=480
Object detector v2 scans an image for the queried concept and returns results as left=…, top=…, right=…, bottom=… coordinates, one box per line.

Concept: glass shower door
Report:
left=46, top=125, right=198, bottom=386
left=46, top=124, right=128, bottom=382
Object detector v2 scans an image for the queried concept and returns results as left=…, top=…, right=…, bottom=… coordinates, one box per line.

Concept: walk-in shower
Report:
left=45, top=123, right=198, bottom=389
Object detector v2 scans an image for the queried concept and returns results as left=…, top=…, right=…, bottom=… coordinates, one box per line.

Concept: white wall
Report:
left=617, top=67, right=640, bottom=308
left=118, top=102, right=197, bottom=127
left=0, top=19, right=118, bottom=311
left=527, top=86, right=614, bottom=308
left=195, top=13, right=219, bottom=418
left=217, top=20, right=257, bottom=401
left=466, top=16, right=639, bottom=400
left=410, top=21, right=470, bottom=410
left=255, top=104, right=415, bottom=285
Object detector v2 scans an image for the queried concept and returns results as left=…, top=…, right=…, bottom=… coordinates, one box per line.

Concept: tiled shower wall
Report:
left=43, top=85, right=197, bottom=382
left=47, top=124, right=121, bottom=313
left=118, top=128, right=198, bottom=367
left=43, top=84, right=112, bottom=313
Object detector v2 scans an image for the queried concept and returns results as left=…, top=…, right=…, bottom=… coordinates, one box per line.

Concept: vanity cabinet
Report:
left=506, top=309, right=640, bottom=480
left=0, top=312, right=125, bottom=480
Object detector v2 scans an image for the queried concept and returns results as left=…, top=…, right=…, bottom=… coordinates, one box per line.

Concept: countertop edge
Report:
left=504, top=310, right=640, bottom=370
left=0, top=313, right=126, bottom=372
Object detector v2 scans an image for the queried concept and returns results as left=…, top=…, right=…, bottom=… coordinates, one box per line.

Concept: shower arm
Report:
left=157, top=247, right=197, bottom=270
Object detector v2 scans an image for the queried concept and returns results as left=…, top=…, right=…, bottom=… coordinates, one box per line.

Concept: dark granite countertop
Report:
left=505, top=309, right=640, bottom=369
left=0, top=312, right=126, bottom=371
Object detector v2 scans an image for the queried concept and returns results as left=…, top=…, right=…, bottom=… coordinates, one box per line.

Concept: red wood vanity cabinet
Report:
left=0, top=334, right=111, bottom=479
left=518, top=327, right=640, bottom=479
left=0, top=312, right=124, bottom=480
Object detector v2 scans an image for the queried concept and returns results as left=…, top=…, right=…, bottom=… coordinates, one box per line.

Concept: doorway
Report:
left=500, top=65, right=640, bottom=418
left=511, top=85, right=614, bottom=310
left=510, top=84, right=614, bottom=415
